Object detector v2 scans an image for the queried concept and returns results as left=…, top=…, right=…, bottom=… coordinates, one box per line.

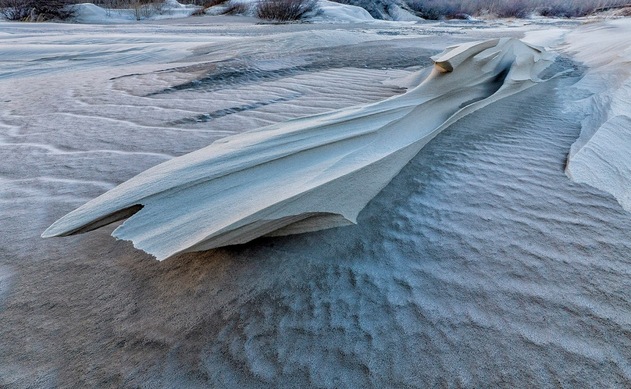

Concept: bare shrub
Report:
left=0, top=0, right=76, bottom=21
left=204, top=0, right=229, bottom=7
left=616, top=6, right=631, bottom=16
left=492, top=0, right=530, bottom=18
left=536, top=2, right=601, bottom=18
left=190, top=6, right=205, bottom=14
left=256, top=0, right=318, bottom=21
left=538, top=5, right=574, bottom=18
left=91, top=0, right=129, bottom=8
left=91, top=0, right=215, bottom=8
left=180, top=0, right=208, bottom=4
left=88, top=0, right=176, bottom=20
left=137, top=0, right=172, bottom=19
left=406, top=0, right=460, bottom=19
left=0, top=0, right=31, bottom=20
left=405, top=0, right=631, bottom=19
left=222, top=1, right=248, bottom=14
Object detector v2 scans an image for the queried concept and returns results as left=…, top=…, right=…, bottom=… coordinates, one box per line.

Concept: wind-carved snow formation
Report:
left=563, top=20, right=631, bottom=212
left=42, top=38, right=554, bottom=260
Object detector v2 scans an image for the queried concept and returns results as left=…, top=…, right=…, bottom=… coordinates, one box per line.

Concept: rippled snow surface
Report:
left=1, top=18, right=630, bottom=388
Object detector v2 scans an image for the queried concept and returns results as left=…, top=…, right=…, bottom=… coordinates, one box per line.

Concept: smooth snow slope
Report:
left=563, top=19, right=631, bottom=211
left=43, top=38, right=554, bottom=260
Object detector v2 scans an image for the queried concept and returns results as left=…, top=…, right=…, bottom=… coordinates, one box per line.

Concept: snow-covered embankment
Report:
left=72, top=0, right=199, bottom=23
left=563, top=19, right=631, bottom=211
left=42, top=38, right=554, bottom=260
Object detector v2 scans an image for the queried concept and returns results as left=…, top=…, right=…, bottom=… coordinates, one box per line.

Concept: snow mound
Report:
left=386, top=3, right=422, bottom=21
left=204, top=0, right=375, bottom=23
left=325, top=0, right=421, bottom=21
left=73, top=1, right=199, bottom=23
left=563, top=19, right=631, bottom=211
left=73, top=3, right=113, bottom=23
left=42, top=38, right=554, bottom=260
left=313, top=0, right=375, bottom=23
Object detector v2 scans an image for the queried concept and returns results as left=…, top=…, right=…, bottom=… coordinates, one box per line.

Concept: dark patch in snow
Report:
left=170, top=93, right=303, bottom=124
left=149, top=42, right=436, bottom=95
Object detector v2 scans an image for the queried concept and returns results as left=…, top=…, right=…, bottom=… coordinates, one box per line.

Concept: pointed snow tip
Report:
left=41, top=204, right=144, bottom=239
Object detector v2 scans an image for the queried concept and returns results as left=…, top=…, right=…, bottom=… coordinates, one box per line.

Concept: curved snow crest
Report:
left=42, top=38, right=554, bottom=260
left=562, top=19, right=631, bottom=212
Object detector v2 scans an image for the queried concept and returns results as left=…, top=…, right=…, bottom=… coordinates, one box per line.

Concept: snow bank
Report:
left=73, top=1, right=199, bottom=24
left=313, top=0, right=375, bottom=23
left=204, top=0, right=375, bottom=23
left=42, top=38, right=554, bottom=260
left=386, top=3, right=422, bottom=22
left=562, top=19, right=631, bottom=211
left=73, top=3, right=116, bottom=23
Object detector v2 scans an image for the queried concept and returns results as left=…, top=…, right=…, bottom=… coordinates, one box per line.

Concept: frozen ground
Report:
left=1, top=16, right=631, bottom=387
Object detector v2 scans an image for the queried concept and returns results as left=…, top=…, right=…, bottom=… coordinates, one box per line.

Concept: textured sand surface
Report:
left=1, top=17, right=630, bottom=388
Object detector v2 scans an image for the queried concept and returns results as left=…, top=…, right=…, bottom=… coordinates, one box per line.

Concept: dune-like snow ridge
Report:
left=42, top=38, right=554, bottom=260
left=563, top=19, right=631, bottom=212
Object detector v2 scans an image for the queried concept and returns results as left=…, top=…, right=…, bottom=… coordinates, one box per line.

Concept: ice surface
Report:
left=1, top=16, right=631, bottom=388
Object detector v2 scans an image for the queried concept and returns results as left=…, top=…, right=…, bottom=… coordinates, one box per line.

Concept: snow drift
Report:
left=42, top=38, right=554, bottom=260
left=563, top=19, right=631, bottom=212
left=73, top=1, right=199, bottom=23
left=312, top=0, right=375, bottom=22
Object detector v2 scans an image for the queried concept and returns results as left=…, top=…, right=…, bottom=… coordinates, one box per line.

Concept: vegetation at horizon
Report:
left=1, top=0, right=630, bottom=22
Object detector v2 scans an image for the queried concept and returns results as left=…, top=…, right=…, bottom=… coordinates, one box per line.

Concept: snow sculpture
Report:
left=43, top=38, right=553, bottom=260
left=562, top=20, right=631, bottom=212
